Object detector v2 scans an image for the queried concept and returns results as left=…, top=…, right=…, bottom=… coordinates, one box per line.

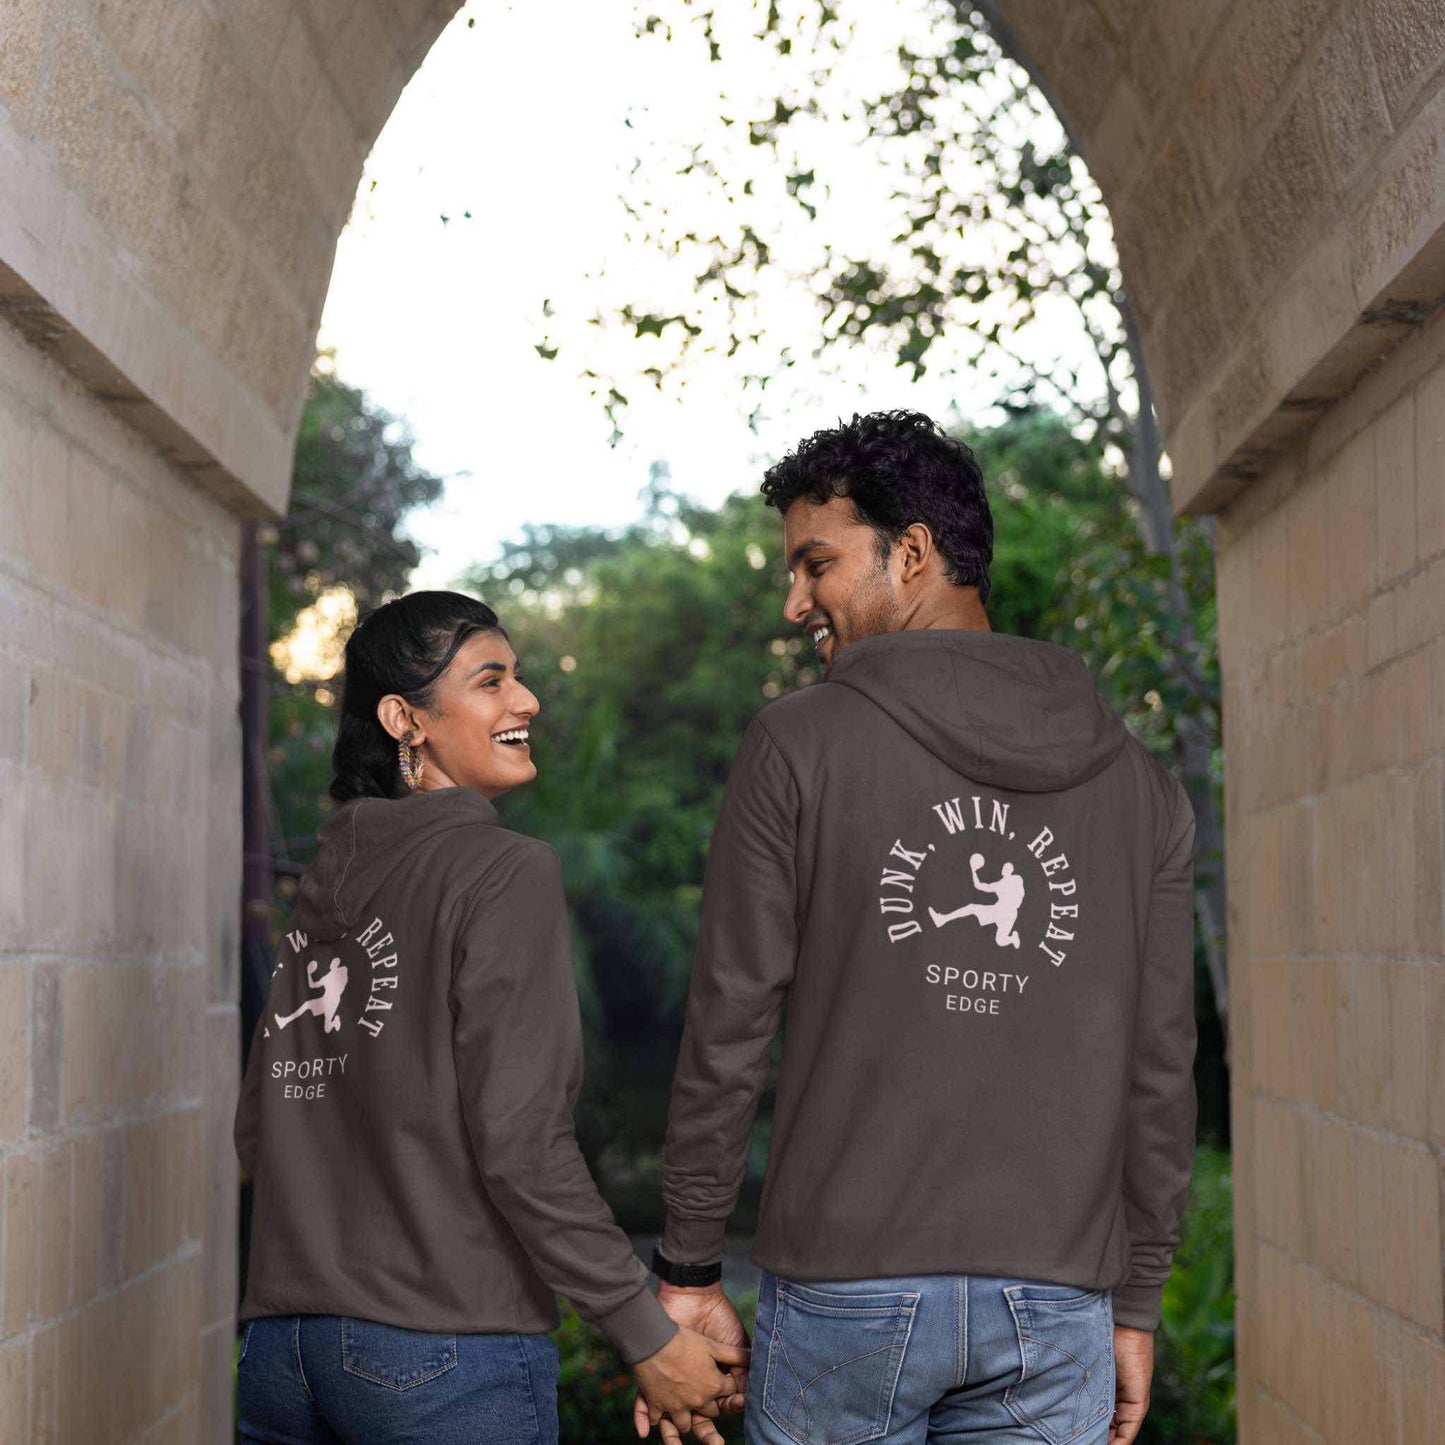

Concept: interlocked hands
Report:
left=632, top=1282, right=750, bottom=1443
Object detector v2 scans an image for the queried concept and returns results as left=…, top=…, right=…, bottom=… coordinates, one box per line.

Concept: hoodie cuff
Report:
left=660, top=1213, right=728, bottom=1267
left=1110, top=1279, right=1163, bottom=1332
left=593, top=1282, right=680, bottom=1366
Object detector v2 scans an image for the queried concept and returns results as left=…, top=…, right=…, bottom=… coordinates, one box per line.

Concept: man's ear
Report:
left=896, top=523, right=936, bottom=584
left=377, top=693, right=425, bottom=745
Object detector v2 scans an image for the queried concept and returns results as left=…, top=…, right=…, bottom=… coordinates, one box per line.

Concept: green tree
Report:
left=460, top=472, right=805, bottom=1203
left=544, top=0, right=1228, bottom=1045
left=261, top=362, right=445, bottom=907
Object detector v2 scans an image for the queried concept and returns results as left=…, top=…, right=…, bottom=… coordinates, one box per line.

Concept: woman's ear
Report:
left=376, top=694, right=425, bottom=746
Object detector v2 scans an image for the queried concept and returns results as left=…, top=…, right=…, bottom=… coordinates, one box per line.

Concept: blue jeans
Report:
left=236, top=1315, right=561, bottom=1445
left=745, top=1270, right=1115, bottom=1444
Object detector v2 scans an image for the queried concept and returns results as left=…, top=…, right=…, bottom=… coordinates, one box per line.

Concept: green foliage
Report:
left=561, top=2, right=1134, bottom=459
left=269, top=361, right=444, bottom=640
left=1143, top=1145, right=1237, bottom=1443
left=460, top=475, right=807, bottom=1184
left=262, top=363, right=445, bottom=924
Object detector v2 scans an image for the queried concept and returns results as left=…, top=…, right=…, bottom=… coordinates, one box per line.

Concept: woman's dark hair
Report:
left=330, top=590, right=506, bottom=803
left=759, top=409, right=993, bottom=603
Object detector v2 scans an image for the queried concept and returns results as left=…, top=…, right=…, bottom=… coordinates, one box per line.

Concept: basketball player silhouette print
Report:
left=928, top=853, right=1026, bottom=948
left=274, top=957, right=350, bottom=1034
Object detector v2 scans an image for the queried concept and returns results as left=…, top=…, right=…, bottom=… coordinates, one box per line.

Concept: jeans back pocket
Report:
left=340, top=1318, right=459, bottom=1391
left=1002, top=1284, right=1113, bottom=1445
left=761, top=1280, right=919, bottom=1445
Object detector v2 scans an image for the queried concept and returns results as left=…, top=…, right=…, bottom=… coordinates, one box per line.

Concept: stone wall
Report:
left=1216, top=309, right=1445, bottom=1440
left=0, top=314, right=241, bottom=1438
left=995, top=0, right=1445, bottom=517
left=0, top=3, right=458, bottom=1437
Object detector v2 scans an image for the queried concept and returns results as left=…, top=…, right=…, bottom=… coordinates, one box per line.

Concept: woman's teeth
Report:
left=493, top=728, right=530, bottom=746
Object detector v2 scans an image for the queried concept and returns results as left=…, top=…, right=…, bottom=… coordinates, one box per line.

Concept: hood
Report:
left=825, top=629, right=1128, bottom=793
left=291, top=786, right=501, bottom=942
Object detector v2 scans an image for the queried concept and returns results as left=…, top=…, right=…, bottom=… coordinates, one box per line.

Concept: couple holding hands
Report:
left=235, top=410, right=1197, bottom=1445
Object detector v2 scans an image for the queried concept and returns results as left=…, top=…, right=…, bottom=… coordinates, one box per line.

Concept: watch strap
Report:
left=651, top=1246, right=723, bottom=1287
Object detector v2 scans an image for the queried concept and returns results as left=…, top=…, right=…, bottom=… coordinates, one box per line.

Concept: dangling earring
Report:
left=398, top=734, right=425, bottom=790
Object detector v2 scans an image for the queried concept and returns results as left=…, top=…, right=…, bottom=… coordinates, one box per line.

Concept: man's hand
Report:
left=633, top=1282, right=751, bottom=1442
left=632, top=1324, right=748, bottom=1442
left=1109, top=1325, right=1154, bottom=1443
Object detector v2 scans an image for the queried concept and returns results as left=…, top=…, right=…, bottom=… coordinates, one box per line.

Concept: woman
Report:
left=234, top=591, right=742, bottom=1444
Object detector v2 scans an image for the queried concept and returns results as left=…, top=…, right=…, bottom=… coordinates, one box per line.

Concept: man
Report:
left=637, top=410, right=1197, bottom=1444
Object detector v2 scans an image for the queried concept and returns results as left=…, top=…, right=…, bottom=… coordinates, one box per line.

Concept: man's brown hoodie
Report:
left=660, top=628, right=1198, bottom=1332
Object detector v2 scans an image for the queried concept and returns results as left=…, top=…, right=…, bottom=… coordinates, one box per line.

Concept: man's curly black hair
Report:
left=760, top=409, right=993, bottom=604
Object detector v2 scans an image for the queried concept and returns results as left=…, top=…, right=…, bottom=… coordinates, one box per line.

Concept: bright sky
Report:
left=317, top=0, right=1097, bottom=590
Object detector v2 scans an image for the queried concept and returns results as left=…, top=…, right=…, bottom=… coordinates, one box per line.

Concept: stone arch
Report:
left=0, top=1, right=1441, bottom=1438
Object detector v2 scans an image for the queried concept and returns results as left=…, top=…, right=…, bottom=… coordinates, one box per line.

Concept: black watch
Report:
left=651, top=1246, right=723, bottom=1287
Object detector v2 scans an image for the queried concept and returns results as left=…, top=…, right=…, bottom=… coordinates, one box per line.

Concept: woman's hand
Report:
left=632, top=1325, right=749, bottom=1439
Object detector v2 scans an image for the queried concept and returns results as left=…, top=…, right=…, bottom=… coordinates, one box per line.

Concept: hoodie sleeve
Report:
left=660, top=718, right=801, bottom=1264
left=450, top=840, right=678, bottom=1366
left=1113, top=777, right=1199, bottom=1331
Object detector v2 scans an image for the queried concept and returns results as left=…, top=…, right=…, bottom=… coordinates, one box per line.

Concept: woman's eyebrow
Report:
left=465, top=660, right=509, bottom=678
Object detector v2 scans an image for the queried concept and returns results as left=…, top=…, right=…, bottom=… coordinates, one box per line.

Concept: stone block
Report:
left=1415, top=361, right=1445, bottom=561
left=1365, top=587, right=1397, bottom=671
left=1, top=1151, right=37, bottom=1337
left=1285, top=483, right=1328, bottom=638
left=267, top=9, right=324, bottom=134
left=1396, top=558, right=1444, bottom=658
left=204, top=1006, right=239, bottom=1323
left=1237, top=86, right=1335, bottom=299
left=1352, top=1129, right=1389, bottom=1306
left=1080, top=78, right=1148, bottom=199
left=0, top=0, right=44, bottom=130
left=201, top=1317, right=236, bottom=1445
left=297, top=82, right=365, bottom=229
left=1375, top=391, right=1419, bottom=585
left=1417, top=757, right=1445, bottom=957
left=1229, top=0, right=1334, bottom=142
left=1348, top=103, right=1445, bottom=302
left=148, top=3, right=222, bottom=145
left=1198, top=217, right=1256, bottom=353
left=1149, top=257, right=1223, bottom=425
left=60, top=963, right=161, bottom=1125
left=1311, top=1115, right=1358, bottom=1288
left=1190, top=41, right=1245, bottom=199
left=36, top=1142, right=70, bottom=1318
left=0, top=396, right=32, bottom=566
left=1396, top=1320, right=1445, bottom=1436
left=32, top=21, right=110, bottom=190
left=219, top=0, right=293, bottom=78
left=0, top=963, right=26, bottom=1145
left=30, top=1320, right=57, bottom=1445
left=122, top=1108, right=203, bottom=1278
left=70, top=1129, right=103, bottom=1308
left=0, top=1337, right=25, bottom=1445
left=21, top=774, right=118, bottom=957
left=1381, top=1143, right=1443, bottom=1330
left=1363, top=0, right=1445, bottom=122
left=1313, top=7, right=1394, bottom=192
left=1125, top=139, right=1207, bottom=317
